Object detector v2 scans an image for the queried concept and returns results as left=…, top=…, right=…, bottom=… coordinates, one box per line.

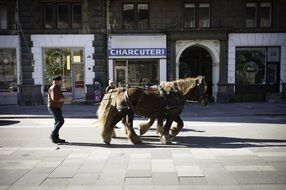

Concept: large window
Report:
left=114, top=60, right=159, bottom=87
left=0, top=49, right=17, bottom=92
left=236, top=47, right=280, bottom=85
left=43, top=3, right=82, bottom=29
left=0, top=6, right=8, bottom=29
left=260, top=2, right=271, bottom=27
left=123, top=3, right=149, bottom=30
left=246, top=3, right=257, bottom=28
left=199, top=3, right=210, bottom=28
left=184, top=3, right=195, bottom=28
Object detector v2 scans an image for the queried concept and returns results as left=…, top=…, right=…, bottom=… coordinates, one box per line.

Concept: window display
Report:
left=0, top=49, right=17, bottom=92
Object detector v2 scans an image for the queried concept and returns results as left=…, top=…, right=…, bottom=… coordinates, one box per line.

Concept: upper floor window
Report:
left=199, top=3, right=210, bottom=28
left=184, top=3, right=195, bottom=28
left=44, top=3, right=82, bottom=29
left=260, top=2, right=271, bottom=27
left=246, top=3, right=257, bottom=27
left=0, top=6, right=8, bottom=29
left=123, top=3, right=149, bottom=30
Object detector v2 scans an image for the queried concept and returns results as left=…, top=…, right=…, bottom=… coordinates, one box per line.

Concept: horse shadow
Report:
left=62, top=135, right=286, bottom=149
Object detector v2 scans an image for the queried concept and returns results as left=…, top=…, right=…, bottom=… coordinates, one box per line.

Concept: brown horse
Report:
left=96, top=76, right=208, bottom=145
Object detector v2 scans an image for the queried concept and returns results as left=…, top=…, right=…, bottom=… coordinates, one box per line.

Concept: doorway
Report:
left=43, top=48, right=85, bottom=100
left=179, top=45, right=213, bottom=100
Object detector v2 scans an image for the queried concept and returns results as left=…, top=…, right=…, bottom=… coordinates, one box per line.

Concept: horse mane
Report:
left=160, top=77, right=198, bottom=96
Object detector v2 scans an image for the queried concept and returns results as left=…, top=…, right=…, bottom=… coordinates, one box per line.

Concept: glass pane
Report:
left=0, top=6, right=7, bottom=29
left=236, top=47, right=266, bottom=84
left=44, top=4, right=54, bottom=28
left=72, top=4, right=82, bottom=28
left=73, top=49, right=83, bottom=63
left=260, top=3, right=271, bottom=27
left=199, top=3, right=210, bottom=27
left=43, top=48, right=72, bottom=92
left=267, top=64, right=278, bottom=85
left=123, top=4, right=136, bottom=29
left=138, top=4, right=149, bottom=29
left=116, top=68, right=126, bottom=87
left=0, top=49, right=17, bottom=92
left=246, top=3, right=257, bottom=27
left=184, top=4, right=195, bottom=28
left=267, top=47, right=280, bottom=62
left=58, top=4, right=69, bottom=28
left=128, top=60, right=159, bottom=87
left=74, top=64, right=84, bottom=88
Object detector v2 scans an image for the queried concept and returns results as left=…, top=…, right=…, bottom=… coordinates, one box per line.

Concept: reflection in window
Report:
left=0, top=6, right=8, bottom=29
left=0, top=49, right=17, bottom=92
left=199, top=3, right=210, bottom=28
left=236, top=48, right=266, bottom=84
left=58, top=4, right=69, bottom=28
left=123, top=4, right=136, bottom=29
left=260, top=3, right=271, bottom=27
left=72, top=4, right=82, bottom=28
left=184, top=3, right=195, bottom=28
left=138, top=4, right=149, bottom=29
left=246, top=3, right=257, bottom=28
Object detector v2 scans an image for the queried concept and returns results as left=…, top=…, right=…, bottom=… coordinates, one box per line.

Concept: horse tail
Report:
left=96, top=90, right=115, bottom=128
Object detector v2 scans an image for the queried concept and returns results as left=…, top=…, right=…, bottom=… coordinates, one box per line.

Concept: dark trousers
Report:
left=48, top=107, right=65, bottom=136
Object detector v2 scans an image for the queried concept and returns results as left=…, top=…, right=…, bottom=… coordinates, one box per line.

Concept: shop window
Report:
left=0, top=49, right=17, bottom=92
left=114, top=60, right=159, bottom=87
left=0, top=6, right=8, bottom=29
left=260, top=2, right=271, bottom=27
left=199, top=3, right=210, bottom=28
left=236, top=47, right=280, bottom=85
left=246, top=3, right=257, bottom=28
left=123, top=3, right=149, bottom=30
left=43, top=3, right=82, bottom=29
left=184, top=3, right=195, bottom=28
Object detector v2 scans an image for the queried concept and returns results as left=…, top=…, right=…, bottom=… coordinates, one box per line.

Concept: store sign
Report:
left=108, top=48, right=166, bottom=57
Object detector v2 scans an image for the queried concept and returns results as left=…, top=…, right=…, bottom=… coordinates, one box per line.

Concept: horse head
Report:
left=188, top=76, right=208, bottom=106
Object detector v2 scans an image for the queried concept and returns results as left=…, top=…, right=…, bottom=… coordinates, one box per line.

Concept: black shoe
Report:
left=50, top=133, right=66, bottom=144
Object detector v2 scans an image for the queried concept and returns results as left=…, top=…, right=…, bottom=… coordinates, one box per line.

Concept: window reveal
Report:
left=0, top=49, right=17, bottom=92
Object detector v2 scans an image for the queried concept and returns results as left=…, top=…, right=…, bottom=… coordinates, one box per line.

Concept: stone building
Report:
left=0, top=0, right=286, bottom=104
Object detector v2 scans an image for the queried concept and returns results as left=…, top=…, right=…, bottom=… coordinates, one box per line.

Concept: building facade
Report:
left=0, top=0, right=286, bottom=105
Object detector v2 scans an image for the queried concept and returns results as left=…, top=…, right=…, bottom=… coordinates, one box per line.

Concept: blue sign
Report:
left=108, top=48, right=166, bottom=57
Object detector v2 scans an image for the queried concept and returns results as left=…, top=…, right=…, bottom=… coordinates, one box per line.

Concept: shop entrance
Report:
left=43, top=48, right=85, bottom=100
left=179, top=45, right=213, bottom=100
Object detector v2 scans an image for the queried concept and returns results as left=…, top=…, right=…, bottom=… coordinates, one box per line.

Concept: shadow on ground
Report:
left=61, top=135, right=286, bottom=149
left=0, top=120, right=20, bottom=126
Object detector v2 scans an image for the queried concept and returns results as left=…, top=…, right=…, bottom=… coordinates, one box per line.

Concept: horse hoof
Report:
left=160, top=135, right=172, bottom=145
left=103, top=140, right=111, bottom=145
left=129, top=136, right=142, bottom=144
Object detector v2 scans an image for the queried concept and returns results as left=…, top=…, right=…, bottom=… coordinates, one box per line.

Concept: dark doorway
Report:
left=179, top=46, right=213, bottom=100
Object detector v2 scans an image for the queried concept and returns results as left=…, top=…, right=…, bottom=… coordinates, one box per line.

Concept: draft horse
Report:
left=96, top=76, right=208, bottom=145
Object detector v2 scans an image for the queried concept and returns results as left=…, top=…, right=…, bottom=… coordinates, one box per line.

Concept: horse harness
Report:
left=123, top=85, right=184, bottom=117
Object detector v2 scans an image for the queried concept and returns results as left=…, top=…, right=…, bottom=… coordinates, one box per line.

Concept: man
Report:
left=105, top=79, right=115, bottom=92
left=47, top=76, right=73, bottom=144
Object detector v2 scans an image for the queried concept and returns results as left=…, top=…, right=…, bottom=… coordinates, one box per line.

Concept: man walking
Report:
left=48, top=76, right=73, bottom=144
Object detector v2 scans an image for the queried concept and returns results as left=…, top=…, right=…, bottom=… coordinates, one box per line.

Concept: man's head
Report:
left=109, top=79, right=115, bottom=87
left=53, top=76, right=63, bottom=87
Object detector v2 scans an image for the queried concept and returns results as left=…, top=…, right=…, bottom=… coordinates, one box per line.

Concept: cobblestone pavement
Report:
left=0, top=117, right=286, bottom=190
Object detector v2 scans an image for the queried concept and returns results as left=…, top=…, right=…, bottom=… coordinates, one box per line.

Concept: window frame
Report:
left=43, top=2, right=82, bottom=29
left=198, top=3, right=211, bottom=28
left=0, top=5, right=8, bottom=30
left=259, top=2, right=272, bottom=28
left=122, top=3, right=149, bottom=30
left=184, top=3, right=196, bottom=28
left=245, top=2, right=257, bottom=28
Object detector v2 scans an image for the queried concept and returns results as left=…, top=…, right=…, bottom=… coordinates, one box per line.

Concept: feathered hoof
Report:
left=129, top=135, right=142, bottom=144
left=160, top=135, right=172, bottom=145
left=103, top=140, right=111, bottom=145
left=170, top=128, right=179, bottom=139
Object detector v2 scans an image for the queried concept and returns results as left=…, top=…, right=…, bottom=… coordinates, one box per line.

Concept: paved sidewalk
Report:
left=0, top=102, right=286, bottom=119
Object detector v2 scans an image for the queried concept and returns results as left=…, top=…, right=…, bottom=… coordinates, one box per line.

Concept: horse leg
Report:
left=160, top=119, right=173, bottom=144
left=125, top=112, right=142, bottom=144
left=170, top=116, right=184, bottom=138
left=121, top=116, right=128, bottom=135
left=139, top=118, right=155, bottom=136
left=101, top=111, right=126, bottom=145
left=156, top=118, right=164, bottom=136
